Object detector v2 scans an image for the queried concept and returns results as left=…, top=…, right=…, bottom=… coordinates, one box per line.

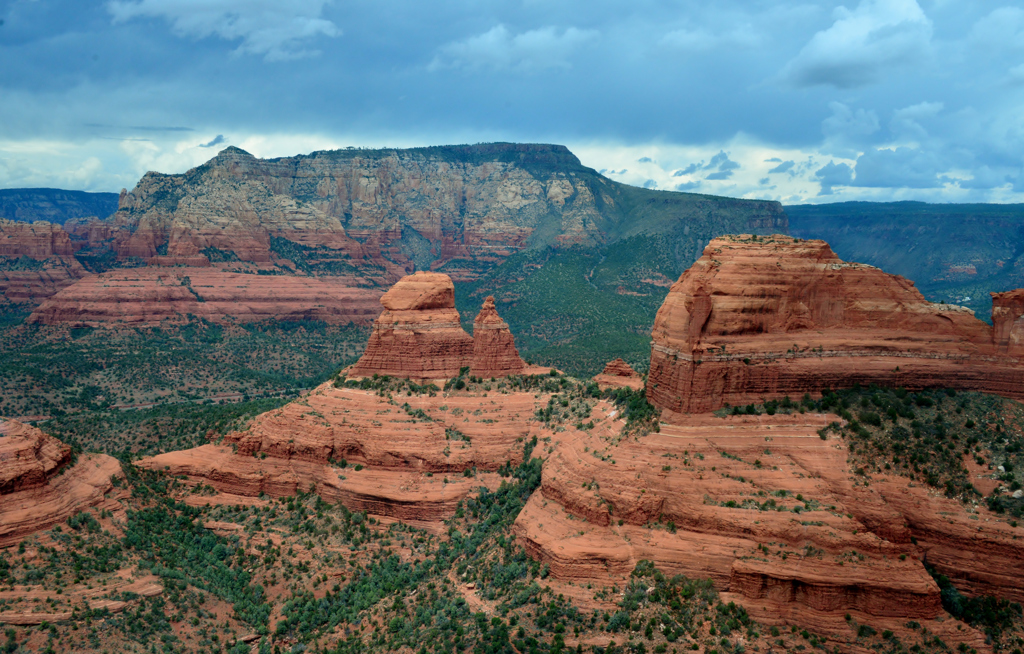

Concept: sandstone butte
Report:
left=26, top=266, right=384, bottom=327
left=0, top=417, right=121, bottom=547
left=646, top=234, right=1024, bottom=418
left=347, top=271, right=475, bottom=381
left=592, top=358, right=644, bottom=391
left=347, top=272, right=535, bottom=382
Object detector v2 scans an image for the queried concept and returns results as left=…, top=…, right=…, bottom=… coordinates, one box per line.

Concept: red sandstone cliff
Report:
left=0, top=417, right=120, bottom=546
left=348, top=271, right=474, bottom=381
left=0, top=218, right=90, bottom=306
left=512, top=407, right=1020, bottom=651
left=647, top=235, right=1024, bottom=417
left=470, top=296, right=526, bottom=378
left=0, top=218, right=76, bottom=257
left=27, top=267, right=383, bottom=326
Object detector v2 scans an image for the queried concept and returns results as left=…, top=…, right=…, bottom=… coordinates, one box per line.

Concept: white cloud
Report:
left=106, top=0, right=340, bottom=61
left=968, top=7, right=1024, bottom=49
left=659, top=23, right=761, bottom=51
left=429, top=25, right=598, bottom=72
left=778, top=0, right=932, bottom=88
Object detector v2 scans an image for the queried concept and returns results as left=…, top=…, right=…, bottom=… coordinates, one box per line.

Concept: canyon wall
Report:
left=647, top=235, right=1024, bottom=417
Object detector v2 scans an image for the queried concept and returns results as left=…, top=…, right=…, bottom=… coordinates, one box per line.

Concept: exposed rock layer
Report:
left=513, top=409, right=1024, bottom=648
left=140, top=379, right=552, bottom=522
left=27, top=267, right=384, bottom=326
left=593, top=358, right=643, bottom=390
left=0, top=417, right=120, bottom=546
left=647, top=235, right=1024, bottom=416
left=2, top=145, right=787, bottom=321
left=470, top=296, right=527, bottom=378
left=348, top=272, right=474, bottom=380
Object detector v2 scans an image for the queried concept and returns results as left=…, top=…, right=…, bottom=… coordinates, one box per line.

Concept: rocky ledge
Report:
left=0, top=418, right=121, bottom=546
left=647, top=235, right=1024, bottom=417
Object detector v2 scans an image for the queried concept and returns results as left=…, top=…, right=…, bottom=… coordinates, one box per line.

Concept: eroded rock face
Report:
left=27, top=267, right=384, bottom=326
left=0, top=418, right=120, bottom=546
left=0, top=219, right=76, bottom=257
left=470, top=296, right=526, bottom=379
left=593, top=358, right=643, bottom=391
left=512, top=409, right=1024, bottom=647
left=647, top=235, right=1024, bottom=417
left=348, top=272, right=474, bottom=381
left=992, top=289, right=1024, bottom=357
left=0, top=418, right=71, bottom=494
left=139, top=379, right=552, bottom=523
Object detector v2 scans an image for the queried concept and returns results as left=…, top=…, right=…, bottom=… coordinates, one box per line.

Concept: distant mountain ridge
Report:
left=105, top=143, right=785, bottom=277
left=0, top=188, right=119, bottom=224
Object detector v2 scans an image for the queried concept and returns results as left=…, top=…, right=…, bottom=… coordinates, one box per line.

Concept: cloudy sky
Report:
left=2, top=0, right=1023, bottom=204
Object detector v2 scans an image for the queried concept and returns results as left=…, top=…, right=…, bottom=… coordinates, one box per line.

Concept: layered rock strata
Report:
left=0, top=218, right=77, bottom=257
left=27, top=267, right=383, bottom=326
left=470, top=296, right=527, bottom=378
left=593, top=358, right=643, bottom=391
left=0, top=418, right=120, bottom=546
left=512, top=408, right=1023, bottom=648
left=647, top=235, right=1024, bottom=417
left=348, top=272, right=474, bottom=381
left=107, top=145, right=786, bottom=274
left=140, top=379, right=552, bottom=523
left=0, top=218, right=90, bottom=305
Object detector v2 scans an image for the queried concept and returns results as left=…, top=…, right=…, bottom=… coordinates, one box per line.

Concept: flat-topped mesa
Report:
left=470, top=296, right=526, bottom=378
left=647, top=234, right=1024, bottom=417
left=348, top=271, right=473, bottom=382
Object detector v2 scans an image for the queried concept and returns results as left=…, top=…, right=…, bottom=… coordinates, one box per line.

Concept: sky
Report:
left=1, top=0, right=1023, bottom=204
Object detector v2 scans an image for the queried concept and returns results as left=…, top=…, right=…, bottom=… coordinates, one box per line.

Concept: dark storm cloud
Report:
left=850, top=147, right=948, bottom=189
left=1, top=0, right=1023, bottom=201
left=815, top=161, right=853, bottom=195
left=200, top=135, right=226, bottom=148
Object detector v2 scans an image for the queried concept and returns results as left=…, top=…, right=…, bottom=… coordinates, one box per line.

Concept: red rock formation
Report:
left=26, top=267, right=383, bottom=326
left=348, top=271, right=474, bottom=381
left=992, top=289, right=1024, bottom=357
left=512, top=407, right=1023, bottom=649
left=0, top=417, right=71, bottom=494
left=0, top=218, right=76, bottom=257
left=593, top=358, right=643, bottom=391
left=470, top=296, right=526, bottom=378
left=647, top=235, right=1024, bottom=417
left=139, top=379, right=553, bottom=523
left=0, top=219, right=92, bottom=306
left=0, top=418, right=120, bottom=546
